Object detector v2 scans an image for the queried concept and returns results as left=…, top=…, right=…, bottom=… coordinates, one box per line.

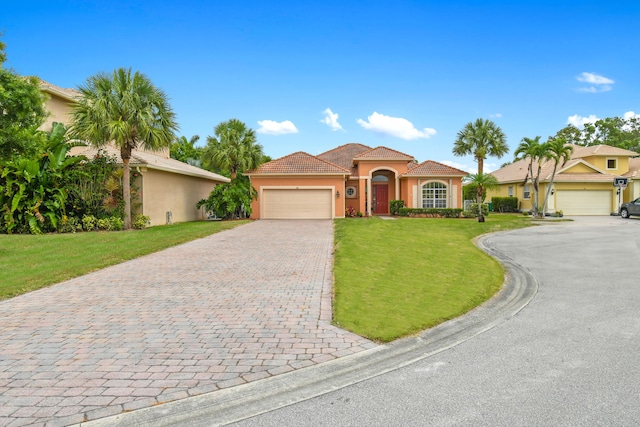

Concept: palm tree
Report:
left=203, top=119, right=263, bottom=180
left=514, top=136, right=546, bottom=217
left=453, top=118, right=508, bottom=220
left=541, top=137, right=573, bottom=216
left=171, top=135, right=202, bottom=166
left=70, top=68, right=178, bottom=229
left=465, top=172, right=500, bottom=222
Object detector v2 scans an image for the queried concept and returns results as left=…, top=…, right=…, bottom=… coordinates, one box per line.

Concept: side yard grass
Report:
left=333, top=214, right=531, bottom=342
left=0, top=220, right=248, bottom=300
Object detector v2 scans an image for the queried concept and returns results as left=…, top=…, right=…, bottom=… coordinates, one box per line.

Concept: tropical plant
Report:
left=70, top=68, right=178, bottom=229
left=464, top=172, right=500, bottom=222
left=453, top=119, right=508, bottom=222
left=513, top=136, right=546, bottom=217
left=540, top=137, right=573, bottom=216
left=0, top=124, right=83, bottom=234
left=170, top=134, right=203, bottom=166
left=202, top=119, right=264, bottom=180
left=196, top=176, right=256, bottom=219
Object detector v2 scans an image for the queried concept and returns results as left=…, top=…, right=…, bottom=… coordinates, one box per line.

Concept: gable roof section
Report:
left=317, top=143, right=371, bottom=174
left=402, top=160, right=467, bottom=177
left=556, top=158, right=606, bottom=175
left=571, top=144, right=638, bottom=158
left=39, top=79, right=81, bottom=102
left=353, top=146, right=414, bottom=161
left=623, top=157, right=640, bottom=179
left=246, top=151, right=351, bottom=175
left=69, top=145, right=230, bottom=183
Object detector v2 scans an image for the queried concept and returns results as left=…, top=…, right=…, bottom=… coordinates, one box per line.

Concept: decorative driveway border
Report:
left=0, top=220, right=376, bottom=427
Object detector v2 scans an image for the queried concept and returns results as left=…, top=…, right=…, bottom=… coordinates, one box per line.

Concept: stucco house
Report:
left=245, top=143, right=467, bottom=219
left=489, top=144, right=639, bottom=215
left=39, top=80, right=230, bottom=225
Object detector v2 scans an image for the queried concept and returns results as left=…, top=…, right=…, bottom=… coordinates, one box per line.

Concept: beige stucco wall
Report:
left=249, top=176, right=346, bottom=219
left=137, top=168, right=218, bottom=225
left=41, top=93, right=73, bottom=131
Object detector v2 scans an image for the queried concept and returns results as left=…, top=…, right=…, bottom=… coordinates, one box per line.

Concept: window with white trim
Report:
left=508, top=186, right=514, bottom=197
left=523, top=184, right=531, bottom=199
left=422, top=182, right=447, bottom=208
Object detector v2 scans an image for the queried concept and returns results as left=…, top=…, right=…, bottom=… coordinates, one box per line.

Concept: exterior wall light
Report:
left=336, top=191, right=340, bottom=198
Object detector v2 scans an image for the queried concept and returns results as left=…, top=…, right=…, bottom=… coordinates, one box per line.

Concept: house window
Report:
left=345, top=186, right=357, bottom=198
left=523, top=184, right=531, bottom=199
left=606, top=158, right=617, bottom=170
left=508, top=186, right=514, bottom=197
left=422, top=182, right=447, bottom=208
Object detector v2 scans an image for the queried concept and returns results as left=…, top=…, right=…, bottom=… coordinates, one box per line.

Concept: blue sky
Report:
left=3, top=0, right=639, bottom=172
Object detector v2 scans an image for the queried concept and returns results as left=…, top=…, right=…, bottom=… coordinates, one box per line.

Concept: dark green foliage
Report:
left=491, top=197, right=518, bottom=213
left=0, top=124, right=83, bottom=234
left=390, top=199, right=405, bottom=215
left=398, top=208, right=463, bottom=218
left=132, top=214, right=150, bottom=229
left=0, top=39, right=48, bottom=160
left=170, top=135, right=203, bottom=166
left=197, top=176, right=256, bottom=219
left=554, top=117, right=640, bottom=152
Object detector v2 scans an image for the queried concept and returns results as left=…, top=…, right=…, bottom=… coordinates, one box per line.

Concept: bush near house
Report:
left=398, top=207, right=463, bottom=218
left=491, top=196, right=518, bottom=213
left=390, top=200, right=405, bottom=215
left=462, top=203, right=489, bottom=218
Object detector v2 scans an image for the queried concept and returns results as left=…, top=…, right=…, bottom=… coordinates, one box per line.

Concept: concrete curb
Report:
left=80, top=232, right=538, bottom=427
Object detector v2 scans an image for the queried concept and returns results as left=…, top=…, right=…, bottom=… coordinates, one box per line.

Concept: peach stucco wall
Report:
left=41, top=93, right=73, bottom=131
left=137, top=168, right=218, bottom=225
left=249, top=176, right=346, bottom=219
left=402, top=177, right=464, bottom=209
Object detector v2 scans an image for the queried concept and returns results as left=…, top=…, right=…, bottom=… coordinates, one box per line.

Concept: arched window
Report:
left=372, top=175, right=389, bottom=182
left=422, top=182, right=447, bottom=208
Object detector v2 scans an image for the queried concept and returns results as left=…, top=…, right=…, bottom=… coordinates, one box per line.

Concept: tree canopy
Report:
left=0, top=37, right=48, bottom=159
left=553, top=116, right=640, bottom=152
left=170, top=134, right=203, bottom=166
left=70, top=68, right=178, bottom=229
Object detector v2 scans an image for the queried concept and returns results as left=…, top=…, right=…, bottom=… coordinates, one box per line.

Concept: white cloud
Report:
left=623, top=111, right=640, bottom=120
left=356, top=112, right=436, bottom=140
left=577, top=72, right=614, bottom=85
left=440, top=160, right=497, bottom=174
left=320, top=108, right=343, bottom=131
left=489, top=113, right=503, bottom=118
left=257, top=120, right=299, bottom=135
left=567, top=114, right=599, bottom=128
left=575, top=72, right=614, bottom=93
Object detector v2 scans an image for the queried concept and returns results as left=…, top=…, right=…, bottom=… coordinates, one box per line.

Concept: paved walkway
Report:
left=0, top=220, right=376, bottom=427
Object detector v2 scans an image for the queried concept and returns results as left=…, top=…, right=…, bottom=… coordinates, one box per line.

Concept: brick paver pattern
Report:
left=0, top=220, right=376, bottom=427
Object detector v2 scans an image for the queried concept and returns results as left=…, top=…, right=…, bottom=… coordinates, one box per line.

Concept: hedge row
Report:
left=491, top=196, right=519, bottom=213
left=398, top=208, right=463, bottom=218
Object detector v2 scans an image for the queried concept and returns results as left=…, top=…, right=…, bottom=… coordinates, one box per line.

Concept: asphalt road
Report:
left=230, top=216, right=640, bottom=427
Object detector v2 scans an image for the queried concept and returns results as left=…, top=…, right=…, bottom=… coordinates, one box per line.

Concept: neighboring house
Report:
left=489, top=144, right=640, bottom=215
left=245, top=143, right=467, bottom=219
left=39, top=80, right=230, bottom=225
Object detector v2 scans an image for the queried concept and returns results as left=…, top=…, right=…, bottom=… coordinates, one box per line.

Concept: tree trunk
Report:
left=122, top=158, right=132, bottom=230
left=541, top=162, right=559, bottom=216
left=477, top=185, right=484, bottom=222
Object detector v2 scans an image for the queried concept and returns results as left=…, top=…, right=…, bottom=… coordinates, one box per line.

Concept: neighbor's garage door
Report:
left=556, top=190, right=611, bottom=215
left=263, top=189, right=333, bottom=219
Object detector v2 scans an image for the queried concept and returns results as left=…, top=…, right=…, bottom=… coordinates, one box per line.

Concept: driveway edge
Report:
left=81, top=232, right=538, bottom=427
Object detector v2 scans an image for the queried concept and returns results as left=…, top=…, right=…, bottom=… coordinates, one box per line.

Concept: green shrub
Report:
left=132, top=214, right=151, bottom=229
left=463, top=203, right=489, bottom=218
left=390, top=200, right=405, bottom=215
left=82, top=215, right=97, bottom=231
left=491, top=197, right=518, bottom=213
left=398, top=208, right=463, bottom=218
left=109, top=216, right=124, bottom=231
left=96, top=218, right=112, bottom=231
left=58, top=215, right=82, bottom=233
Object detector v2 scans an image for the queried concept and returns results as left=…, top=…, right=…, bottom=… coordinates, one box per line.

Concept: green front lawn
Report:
left=0, top=221, right=248, bottom=300
left=333, top=214, right=531, bottom=342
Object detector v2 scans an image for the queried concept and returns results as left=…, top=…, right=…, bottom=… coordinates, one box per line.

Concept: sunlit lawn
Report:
left=0, top=220, right=248, bottom=300
left=333, top=214, right=531, bottom=342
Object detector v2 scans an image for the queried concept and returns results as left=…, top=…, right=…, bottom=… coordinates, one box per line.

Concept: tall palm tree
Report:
left=541, top=137, right=573, bottom=215
left=203, top=119, right=263, bottom=180
left=453, top=118, right=508, bottom=221
left=465, top=172, right=500, bottom=222
left=70, top=68, right=178, bottom=229
left=514, top=136, right=549, bottom=217
left=171, top=135, right=202, bottom=166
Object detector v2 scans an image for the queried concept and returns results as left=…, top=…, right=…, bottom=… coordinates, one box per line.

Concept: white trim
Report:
left=606, top=157, right=617, bottom=170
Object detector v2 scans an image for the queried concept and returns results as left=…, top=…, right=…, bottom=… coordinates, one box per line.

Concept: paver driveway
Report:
left=0, top=220, right=376, bottom=427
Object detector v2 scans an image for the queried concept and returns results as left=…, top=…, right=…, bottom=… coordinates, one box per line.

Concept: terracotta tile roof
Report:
left=402, top=160, right=468, bottom=177
left=317, top=143, right=371, bottom=174
left=571, top=144, right=638, bottom=157
left=353, top=146, right=414, bottom=161
left=68, top=145, right=230, bottom=182
left=623, top=157, right=640, bottom=179
left=246, top=151, right=351, bottom=175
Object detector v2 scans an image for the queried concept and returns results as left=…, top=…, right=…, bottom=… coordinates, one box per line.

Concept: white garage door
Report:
left=556, top=190, right=611, bottom=215
left=263, top=189, right=333, bottom=219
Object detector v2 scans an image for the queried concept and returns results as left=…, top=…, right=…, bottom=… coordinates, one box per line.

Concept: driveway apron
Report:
left=0, top=220, right=376, bottom=427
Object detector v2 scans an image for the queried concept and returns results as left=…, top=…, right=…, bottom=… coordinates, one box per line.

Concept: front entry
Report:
left=373, top=185, right=389, bottom=214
